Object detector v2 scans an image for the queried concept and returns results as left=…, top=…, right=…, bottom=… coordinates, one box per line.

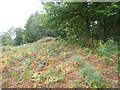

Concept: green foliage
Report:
left=41, top=69, right=65, bottom=86
left=2, top=2, right=119, bottom=46
left=1, top=32, right=13, bottom=46
left=116, top=58, right=120, bottom=75
left=13, top=27, right=25, bottom=45
left=36, top=74, right=44, bottom=82
left=2, top=46, right=12, bottom=52
left=37, top=63, right=44, bottom=70
left=2, top=36, right=118, bottom=88
left=2, top=2, right=119, bottom=88
left=23, top=12, right=66, bottom=43
left=43, top=2, right=119, bottom=44
left=73, top=55, right=84, bottom=66
left=22, top=58, right=32, bottom=67
left=97, top=39, right=118, bottom=63
left=19, top=67, right=33, bottom=81
left=71, top=80, right=80, bottom=88
left=24, top=12, right=46, bottom=43
left=79, top=64, right=107, bottom=88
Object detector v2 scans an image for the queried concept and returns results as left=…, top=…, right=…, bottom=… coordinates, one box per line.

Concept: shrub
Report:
left=70, top=80, right=80, bottom=88
left=44, top=69, right=65, bottom=85
left=79, top=64, right=107, bottom=88
left=96, top=38, right=118, bottom=63
left=19, top=67, right=33, bottom=81
left=73, top=55, right=83, bottom=64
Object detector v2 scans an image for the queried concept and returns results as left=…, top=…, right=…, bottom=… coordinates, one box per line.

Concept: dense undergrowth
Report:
left=1, top=37, right=119, bottom=88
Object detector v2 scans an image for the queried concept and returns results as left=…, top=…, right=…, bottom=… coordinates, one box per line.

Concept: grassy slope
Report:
left=1, top=37, right=118, bottom=88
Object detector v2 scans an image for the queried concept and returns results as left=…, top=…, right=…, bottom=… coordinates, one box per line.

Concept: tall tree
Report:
left=43, top=2, right=120, bottom=42
left=13, top=27, right=25, bottom=45
left=1, top=32, right=13, bottom=46
left=24, top=12, right=46, bottom=43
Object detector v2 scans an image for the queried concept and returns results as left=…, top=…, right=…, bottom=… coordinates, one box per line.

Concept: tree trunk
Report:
left=86, top=16, right=90, bottom=34
left=103, top=18, right=108, bottom=42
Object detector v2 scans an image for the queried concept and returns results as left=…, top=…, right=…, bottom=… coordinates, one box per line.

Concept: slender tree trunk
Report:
left=103, top=18, right=108, bottom=42
left=85, top=2, right=90, bottom=35
left=86, top=16, right=90, bottom=34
